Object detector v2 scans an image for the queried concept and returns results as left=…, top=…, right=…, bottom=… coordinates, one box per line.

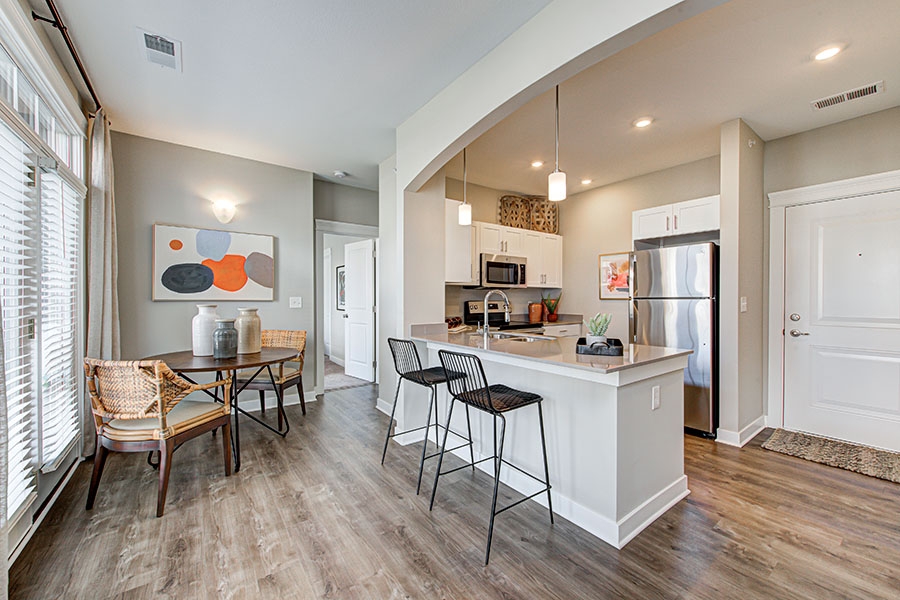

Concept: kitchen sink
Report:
left=488, top=331, right=547, bottom=342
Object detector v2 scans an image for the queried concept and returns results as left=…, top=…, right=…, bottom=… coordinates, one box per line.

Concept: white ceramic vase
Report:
left=586, top=335, right=607, bottom=346
left=236, top=307, right=261, bottom=354
left=192, top=304, right=219, bottom=356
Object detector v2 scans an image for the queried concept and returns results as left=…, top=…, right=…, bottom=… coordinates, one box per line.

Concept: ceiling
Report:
left=34, top=0, right=552, bottom=189
left=454, top=0, right=900, bottom=195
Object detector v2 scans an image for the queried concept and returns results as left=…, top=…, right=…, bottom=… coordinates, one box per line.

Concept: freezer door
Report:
left=632, top=243, right=715, bottom=298
left=632, top=298, right=715, bottom=433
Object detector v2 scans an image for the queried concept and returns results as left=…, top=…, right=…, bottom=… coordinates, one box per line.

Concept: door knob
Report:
left=789, top=329, right=809, bottom=337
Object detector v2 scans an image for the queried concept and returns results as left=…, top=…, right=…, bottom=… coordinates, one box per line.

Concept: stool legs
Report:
left=415, top=385, right=437, bottom=494
left=485, top=414, right=507, bottom=565
left=429, top=397, right=456, bottom=511
left=381, top=380, right=402, bottom=465
left=464, top=405, right=476, bottom=473
left=537, top=402, right=554, bottom=525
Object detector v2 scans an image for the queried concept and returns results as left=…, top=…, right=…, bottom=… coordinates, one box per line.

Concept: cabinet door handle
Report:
left=674, top=215, right=678, bottom=230
left=666, top=216, right=670, bottom=231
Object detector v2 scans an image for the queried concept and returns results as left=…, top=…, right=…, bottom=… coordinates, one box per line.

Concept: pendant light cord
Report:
left=554, top=85, right=560, bottom=172
left=463, top=147, right=467, bottom=204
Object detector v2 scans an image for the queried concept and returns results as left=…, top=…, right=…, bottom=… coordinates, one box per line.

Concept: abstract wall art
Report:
left=599, top=252, right=631, bottom=300
left=153, top=224, right=275, bottom=301
left=335, top=265, right=346, bottom=311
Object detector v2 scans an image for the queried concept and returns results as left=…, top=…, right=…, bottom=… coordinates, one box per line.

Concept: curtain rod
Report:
left=32, top=0, right=101, bottom=115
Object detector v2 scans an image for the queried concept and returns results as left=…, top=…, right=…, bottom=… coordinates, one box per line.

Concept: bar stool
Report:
left=382, top=338, right=476, bottom=494
left=430, top=349, right=553, bottom=565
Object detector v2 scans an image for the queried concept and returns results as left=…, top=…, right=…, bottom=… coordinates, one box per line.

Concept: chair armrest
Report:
left=189, top=377, right=233, bottom=414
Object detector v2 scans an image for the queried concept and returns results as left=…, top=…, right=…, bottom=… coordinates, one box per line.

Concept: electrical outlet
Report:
left=740, top=297, right=748, bottom=313
left=289, top=297, right=302, bottom=309
left=651, top=385, right=660, bottom=410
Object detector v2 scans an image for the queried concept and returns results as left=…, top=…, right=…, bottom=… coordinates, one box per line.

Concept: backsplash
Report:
left=445, top=286, right=547, bottom=318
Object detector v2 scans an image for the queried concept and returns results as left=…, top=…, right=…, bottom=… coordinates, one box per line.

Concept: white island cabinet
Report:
left=409, top=328, right=691, bottom=549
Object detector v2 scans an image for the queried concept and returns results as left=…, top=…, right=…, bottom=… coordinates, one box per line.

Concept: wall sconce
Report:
left=212, top=198, right=236, bottom=223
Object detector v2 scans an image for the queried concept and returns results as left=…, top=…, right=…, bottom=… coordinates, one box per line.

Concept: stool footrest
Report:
left=494, top=487, right=551, bottom=516
left=439, top=454, right=493, bottom=476
left=424, top=440, right=472, bottom=460
left=500, top=458, right=550, bottom=487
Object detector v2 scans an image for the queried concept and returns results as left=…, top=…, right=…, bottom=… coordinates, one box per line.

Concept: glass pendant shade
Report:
left=548, top=170, right=567, bottom=201
left=458, top=202, right=472, bottom=225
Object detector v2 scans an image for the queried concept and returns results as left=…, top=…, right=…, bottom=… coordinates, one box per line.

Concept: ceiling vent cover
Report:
left=138, top=29, right=182, bottom=72
left=811, top=81, right=884, bottom=110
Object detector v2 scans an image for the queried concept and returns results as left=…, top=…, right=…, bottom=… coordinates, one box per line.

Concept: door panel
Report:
left=500, top=228, right=522, bottom=255
left=344, top=239, right=376, bottom=381
left=784, top=191, right=900, bottom=451
left=478, top=223, right=502, bottom=254
left=542, top=234, right=562, bottom=288
left=522, top=231, right=542, bottom=287
left=633, top=298, right=714, bottom=432
left=632, top=205, right=672, bottom=240
left=673, top=195, right=719, bottom=234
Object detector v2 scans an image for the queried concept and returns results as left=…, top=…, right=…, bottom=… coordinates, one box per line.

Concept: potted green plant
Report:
left=584, top=312, right=612, bottom=346
left=541, top=291, right=561, bottom=322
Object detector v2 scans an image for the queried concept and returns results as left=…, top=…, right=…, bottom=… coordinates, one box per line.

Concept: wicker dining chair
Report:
left=83, top=358, right=232, bottom=517
left=236, top=330, right=307, bottom=430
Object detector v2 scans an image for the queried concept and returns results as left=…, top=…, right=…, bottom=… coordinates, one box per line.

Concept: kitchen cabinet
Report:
left=445, top=199, right=475, bottom=283
left=478, top=222, right=503, bottom=254
left=632, top=195, right=719, bottom=241
left=520, top=230, right=562, bottom=288
left=542, top=323, right=581, bottom=338
left=521, top=231, right=543, bottom=286
left=500, top=228, right=522, bottom=255
left=462, top=221, right=563, bottom=288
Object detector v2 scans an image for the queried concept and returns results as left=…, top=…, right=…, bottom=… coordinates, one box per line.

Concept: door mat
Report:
left=762, top=429, right=900, bottom=484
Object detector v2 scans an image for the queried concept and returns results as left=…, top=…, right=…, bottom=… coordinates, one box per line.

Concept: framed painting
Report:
left=336, top=265, right=346, bottom=310
left=599, top=252, right=631, bottom=300
left=153, top=224, right=275, bottom=301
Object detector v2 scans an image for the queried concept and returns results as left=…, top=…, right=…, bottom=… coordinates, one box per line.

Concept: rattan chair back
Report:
left=261, top=330, right=306, bottom=368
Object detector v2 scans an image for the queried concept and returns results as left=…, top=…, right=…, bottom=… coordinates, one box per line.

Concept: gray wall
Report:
left=113, top=132, right=316, bottom=394
left=765, top=106, right=900, bottom=194
left=314, top=179, right=378, bottom=226
left=558, top=156, right=721, bottom=340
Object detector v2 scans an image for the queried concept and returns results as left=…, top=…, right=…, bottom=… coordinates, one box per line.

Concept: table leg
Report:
left=231, top=369, right=241, bottom=472
left=266, top=365, right=290, bottom=436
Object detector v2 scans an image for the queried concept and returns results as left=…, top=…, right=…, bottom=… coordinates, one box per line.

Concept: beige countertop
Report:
left=411, top=330, right=691, bottom=375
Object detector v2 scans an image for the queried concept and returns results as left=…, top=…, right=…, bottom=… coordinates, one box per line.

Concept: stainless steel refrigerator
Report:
left=630, top=242, right=717, bottom=435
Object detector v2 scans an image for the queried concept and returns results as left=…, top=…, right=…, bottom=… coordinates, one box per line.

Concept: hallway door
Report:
left=344, top=238, right=376, bottom=381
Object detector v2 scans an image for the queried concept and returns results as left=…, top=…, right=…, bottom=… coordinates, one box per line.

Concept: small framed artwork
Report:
left=336, top=265, right=346, bottom=310
left=599, top=252, right=631, bottom=300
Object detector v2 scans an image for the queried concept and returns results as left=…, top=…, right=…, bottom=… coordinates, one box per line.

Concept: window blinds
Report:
left=0, top=119, right=38, bottom=519
left=39, top=170, right=79, bottom=469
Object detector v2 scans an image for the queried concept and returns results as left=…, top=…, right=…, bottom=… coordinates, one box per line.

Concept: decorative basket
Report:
left=498, top=195, right=558, bottom=234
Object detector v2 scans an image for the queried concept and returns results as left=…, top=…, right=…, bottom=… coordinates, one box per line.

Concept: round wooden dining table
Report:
left=144, top=347, right=299, bottom=471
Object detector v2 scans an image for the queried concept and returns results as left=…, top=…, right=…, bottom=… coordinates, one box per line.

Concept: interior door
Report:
left=784, top=191, right=900, bottom=451
left=344, top=238, right=376, bottom=381
left=323, top=247, right=332, bottom=356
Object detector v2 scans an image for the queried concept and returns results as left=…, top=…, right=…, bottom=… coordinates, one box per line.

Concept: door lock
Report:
left=789, top=313, right=801, bottom=322
left=789, top=329, right=810, bottom=337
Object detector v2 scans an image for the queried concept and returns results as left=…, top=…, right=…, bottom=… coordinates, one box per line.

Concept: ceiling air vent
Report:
left=138, top=29, right=182, bottom=72
left=811, top=81, right=884, bottom=110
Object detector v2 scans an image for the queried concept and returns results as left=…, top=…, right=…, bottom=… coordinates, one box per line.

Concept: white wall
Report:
left=323, top=233, right=369, bottom=364
left=113, top=132, right=316, bottom=394
left=559, top=156, right=720, bottom=340
left=377, top=155, right=400, bottom=412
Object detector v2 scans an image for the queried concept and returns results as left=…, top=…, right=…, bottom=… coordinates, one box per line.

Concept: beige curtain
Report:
left=0, top=310, right=9, bottom=598
left=84, top=109, right=120, bottom=456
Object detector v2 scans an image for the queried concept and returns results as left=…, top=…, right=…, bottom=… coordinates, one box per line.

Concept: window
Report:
left=0, top=120, right=38, bottom=521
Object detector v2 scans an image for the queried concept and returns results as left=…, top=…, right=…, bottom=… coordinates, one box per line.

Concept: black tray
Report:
left=576, top=337, right=624, bottom=356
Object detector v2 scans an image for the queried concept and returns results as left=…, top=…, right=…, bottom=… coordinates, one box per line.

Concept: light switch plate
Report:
left=740, top=297, right=748, bottom=313
left=651, top=385, right=660, bottom=410
left=289, top=297, right=302, bottom=309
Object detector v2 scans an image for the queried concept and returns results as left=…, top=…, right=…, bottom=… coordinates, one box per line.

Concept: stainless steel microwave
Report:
left=480, top=254, right=526, bottom=288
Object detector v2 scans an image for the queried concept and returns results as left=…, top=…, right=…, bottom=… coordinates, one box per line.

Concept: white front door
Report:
left=783, top=191, right=900, bottom=451
left=323, top=247, right=332, bottom=357
left=344, top=238, right=376, bottom=381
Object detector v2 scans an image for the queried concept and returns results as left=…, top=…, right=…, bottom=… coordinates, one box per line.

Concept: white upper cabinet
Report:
left=445, top=199, right=475, bottom=283
left=541, top=234, right=563, bottom=288
left=632, top=205, right=673, bottom=239
left=672, top=195, right=719, bottom=235
left=632, top=195, right=720, bottom=241
left=521, top=230, right=543, bottom=286
left=478, top=222, right=503, bottom=254
left=500, top=228, right=523, bottom=255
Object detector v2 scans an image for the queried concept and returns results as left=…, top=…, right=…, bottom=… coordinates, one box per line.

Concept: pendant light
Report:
left=548, top=85, right=566, bottom=201
left=458, top=147, right=472, bottom=225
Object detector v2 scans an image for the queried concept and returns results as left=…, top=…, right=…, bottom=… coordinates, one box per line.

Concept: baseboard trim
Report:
left=717, top=415, right=766, bottom=447
left=330, top=356, right=345, bottom=367
left=376, top=397, right=393, bottom=417
left=446, top=445, right=688, bottom=549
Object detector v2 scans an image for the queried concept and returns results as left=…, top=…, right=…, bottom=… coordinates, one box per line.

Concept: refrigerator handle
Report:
left=630, top=300, right=637, bottom=344
left=630, top=252, right=637, bottom=299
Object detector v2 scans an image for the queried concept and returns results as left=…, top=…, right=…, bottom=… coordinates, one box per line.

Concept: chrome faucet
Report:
left=483, top=289, right=511, bottom=345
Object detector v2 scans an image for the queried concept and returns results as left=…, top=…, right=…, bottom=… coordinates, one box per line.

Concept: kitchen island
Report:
left=409, top=325, right=691, bottom=549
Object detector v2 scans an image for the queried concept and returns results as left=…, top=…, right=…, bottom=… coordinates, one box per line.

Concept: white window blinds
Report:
left=0, top=119, right=38, bottom=520
left=39, top=170, right=79, bottom=469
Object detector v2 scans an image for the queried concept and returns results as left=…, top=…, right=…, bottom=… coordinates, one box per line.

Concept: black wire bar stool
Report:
left=383, top=338, right=476, bottom=494
left=430, top=348, right=554, bottom=565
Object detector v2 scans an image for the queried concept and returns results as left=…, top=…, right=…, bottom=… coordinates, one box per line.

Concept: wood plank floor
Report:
left=10, top=384, right=900, bottom=599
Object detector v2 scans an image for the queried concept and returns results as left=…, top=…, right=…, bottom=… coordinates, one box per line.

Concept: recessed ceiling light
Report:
left=581, top=179, right=592, bottom=185
left=814, top=45, right=842, bottom=61
left=531, top=160, right=544, bottom=168
left=633, top=117, right=654, bottom=128
left=333, top=170, right=349, bottom=178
